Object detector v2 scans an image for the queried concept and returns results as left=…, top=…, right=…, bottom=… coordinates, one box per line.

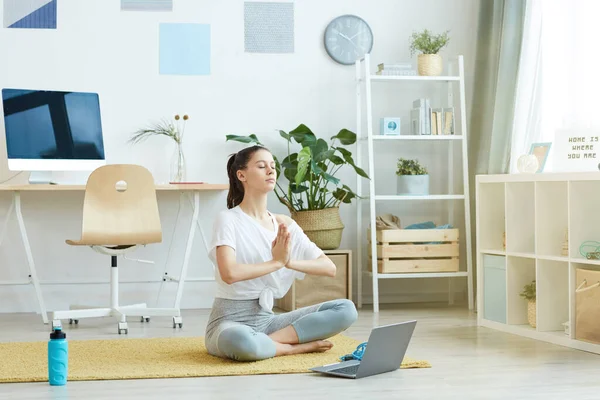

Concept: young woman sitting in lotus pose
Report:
left=205, top=145, right=358, bottom=361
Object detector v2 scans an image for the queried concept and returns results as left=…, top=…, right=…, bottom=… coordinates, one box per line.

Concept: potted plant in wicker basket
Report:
left=520, top=280, right=536, bottom=328
left=396, top=158, right=429, bottom=195
left=409, top=29, right=450, bottom=76
left=226, top=124, right=369, bottom=249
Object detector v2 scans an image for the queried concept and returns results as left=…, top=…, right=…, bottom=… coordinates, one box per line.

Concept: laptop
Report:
left=310, top=320, right=417, bottom=379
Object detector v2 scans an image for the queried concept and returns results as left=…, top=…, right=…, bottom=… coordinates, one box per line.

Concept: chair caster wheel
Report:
left=118, top=322, right=128, bottom=334
left=140, top=317, right=150, bottom=323
left=69, top=319, right=79, bottom=325
left=172, top=316, right=183, bottom=329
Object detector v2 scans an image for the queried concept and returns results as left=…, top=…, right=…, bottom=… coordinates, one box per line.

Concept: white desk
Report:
left=0, top=183, right=228, bottom=324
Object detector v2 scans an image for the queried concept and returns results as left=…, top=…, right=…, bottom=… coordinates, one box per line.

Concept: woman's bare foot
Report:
left=275, top=340, right=333, bottom=356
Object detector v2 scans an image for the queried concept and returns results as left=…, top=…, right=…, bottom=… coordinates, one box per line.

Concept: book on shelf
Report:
left=430, top=108, right=454, bottom=135
left=411, top=98, right=430, bottom=135
left=411, top=99, right=454, bottom=135
left=443, top=108, right=455, bottom=135
left=376, top=62, right=416, bottom=76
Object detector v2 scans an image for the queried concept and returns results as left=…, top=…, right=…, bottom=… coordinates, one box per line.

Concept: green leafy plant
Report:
left=396, top=158, right=428, bottom=176
left=226, top=124, right=369, bottom=212
left=409, top=29, right=450, bottom=56
left=520, top=280, right=536, bottom=301
left=129, top=114, right=189, bottom=145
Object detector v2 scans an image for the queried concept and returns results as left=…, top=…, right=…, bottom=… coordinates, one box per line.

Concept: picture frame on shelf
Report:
left=380, top=117, right=401, bottom=135
left=529, top=142, right=552, bottom=172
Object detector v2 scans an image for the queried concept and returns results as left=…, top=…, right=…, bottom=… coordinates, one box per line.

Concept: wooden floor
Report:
left=1, top=303, right=598, bottom=399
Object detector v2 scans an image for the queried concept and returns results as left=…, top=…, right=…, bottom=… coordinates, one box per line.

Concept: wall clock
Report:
left=324, top=14, right=373, bottom=65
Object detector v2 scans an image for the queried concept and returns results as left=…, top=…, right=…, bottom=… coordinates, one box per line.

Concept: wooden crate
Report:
left=275, top=250, right=352, bottom=311
left=367, top=228, right=459, bottom=273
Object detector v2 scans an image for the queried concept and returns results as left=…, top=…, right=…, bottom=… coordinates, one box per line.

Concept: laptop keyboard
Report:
left=331, top=364, right=360, bottom=375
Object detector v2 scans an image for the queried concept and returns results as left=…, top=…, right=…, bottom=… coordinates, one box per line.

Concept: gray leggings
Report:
left=205, top=298, right=358, bottom=361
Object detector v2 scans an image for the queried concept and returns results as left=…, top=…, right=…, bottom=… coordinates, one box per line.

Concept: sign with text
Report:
left=554, top=129, right=600, bottom=172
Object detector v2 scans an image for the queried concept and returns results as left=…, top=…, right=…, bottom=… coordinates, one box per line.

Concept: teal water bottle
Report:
left=48, top=327, right=68, bottom=385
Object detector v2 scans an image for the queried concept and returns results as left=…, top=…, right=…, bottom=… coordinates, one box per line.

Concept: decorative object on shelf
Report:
left=375, top=214, right=401, bottom=230
left=380, top=117, right=401, bottom=135
left=516, top=154, right=539, bottom=173
left=578, top=241, right=600, bottom=259
left=396, top=158, right=429, bottom=195
left=226, top=124, right=369, bottom=249
left=562, top=229, right=568, bottom=256
left=409, top=29, right=450, bottom=76
left=528, top=142, right=552, bottom=173
left=553, top=129, right=600, bottom=172
left=129, top=114, right=189, bottom=182
left=562, top=321, right=570, bottom=336
left=519, top=280, right=536, bottom=328
left=324, top=14, right=373, bottom=65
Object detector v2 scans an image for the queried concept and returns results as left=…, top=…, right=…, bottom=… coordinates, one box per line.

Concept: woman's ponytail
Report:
left=226, top=153, right=244, bottom=209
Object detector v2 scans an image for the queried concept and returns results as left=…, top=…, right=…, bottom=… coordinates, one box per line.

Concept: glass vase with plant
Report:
left=409, top=29, right=450, bottom=76
left=129, top=114, right=189, bottom=182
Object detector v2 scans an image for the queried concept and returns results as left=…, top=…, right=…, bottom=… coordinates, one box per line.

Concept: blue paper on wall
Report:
left=159, top=23, right=210, bottom=76
left=4, top=0, right=57, bottom=29
left=121, top=0, right=173, bottom=12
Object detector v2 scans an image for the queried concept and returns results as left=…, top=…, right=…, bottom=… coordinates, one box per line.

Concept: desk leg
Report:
left=155, top=194, right=183, bottom=307
left=14, top=192, right=48, bottom=324
left=188, top=193, right=213, bottom=272
left=0, top=196, right=15, bottom=249
left=174, top=191, right=200, bottom=309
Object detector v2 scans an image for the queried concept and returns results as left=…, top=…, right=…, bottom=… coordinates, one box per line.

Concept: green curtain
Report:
left=467, top=0, right=526, bottom=304
left=469, top=0, right=526, bottom=175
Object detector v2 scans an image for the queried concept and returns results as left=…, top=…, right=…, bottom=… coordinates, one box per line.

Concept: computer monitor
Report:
left=2, top=88, right=106, bottom=184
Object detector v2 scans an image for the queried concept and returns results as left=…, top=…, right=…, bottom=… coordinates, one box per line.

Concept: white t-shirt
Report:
left=208, top=206, right=324, bottom=311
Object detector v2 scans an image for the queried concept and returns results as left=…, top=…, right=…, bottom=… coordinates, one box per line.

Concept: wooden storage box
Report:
left=275, top=250, right=352, bottom=312
left=368, top=228, right=459, bottom=273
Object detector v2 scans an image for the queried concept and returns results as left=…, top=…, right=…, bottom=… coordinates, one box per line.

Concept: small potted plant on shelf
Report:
left=520, top=280, right=536, bottom=328
left=226, top=124, right=370, bottom=250
left=409, top=29, right=450, bottom=76
left=396, top=158, right=429, bottom=195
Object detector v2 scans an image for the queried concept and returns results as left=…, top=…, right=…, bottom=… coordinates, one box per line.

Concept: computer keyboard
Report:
left=331, top=364, right=360, bottom=375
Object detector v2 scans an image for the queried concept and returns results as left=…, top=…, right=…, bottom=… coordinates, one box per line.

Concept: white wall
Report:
left=0, top=0, right=480, bottom=314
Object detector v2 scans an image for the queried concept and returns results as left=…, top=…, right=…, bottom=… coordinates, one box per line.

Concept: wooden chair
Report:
left=51, top=164, right=182, bottom=334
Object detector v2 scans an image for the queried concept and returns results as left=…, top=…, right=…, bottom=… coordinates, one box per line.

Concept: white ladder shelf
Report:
left=354, top=53, right=474, bottom=313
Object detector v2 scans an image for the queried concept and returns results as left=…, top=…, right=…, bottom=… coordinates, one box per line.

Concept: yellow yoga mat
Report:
left=0, top=335, right=430, bottom=383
